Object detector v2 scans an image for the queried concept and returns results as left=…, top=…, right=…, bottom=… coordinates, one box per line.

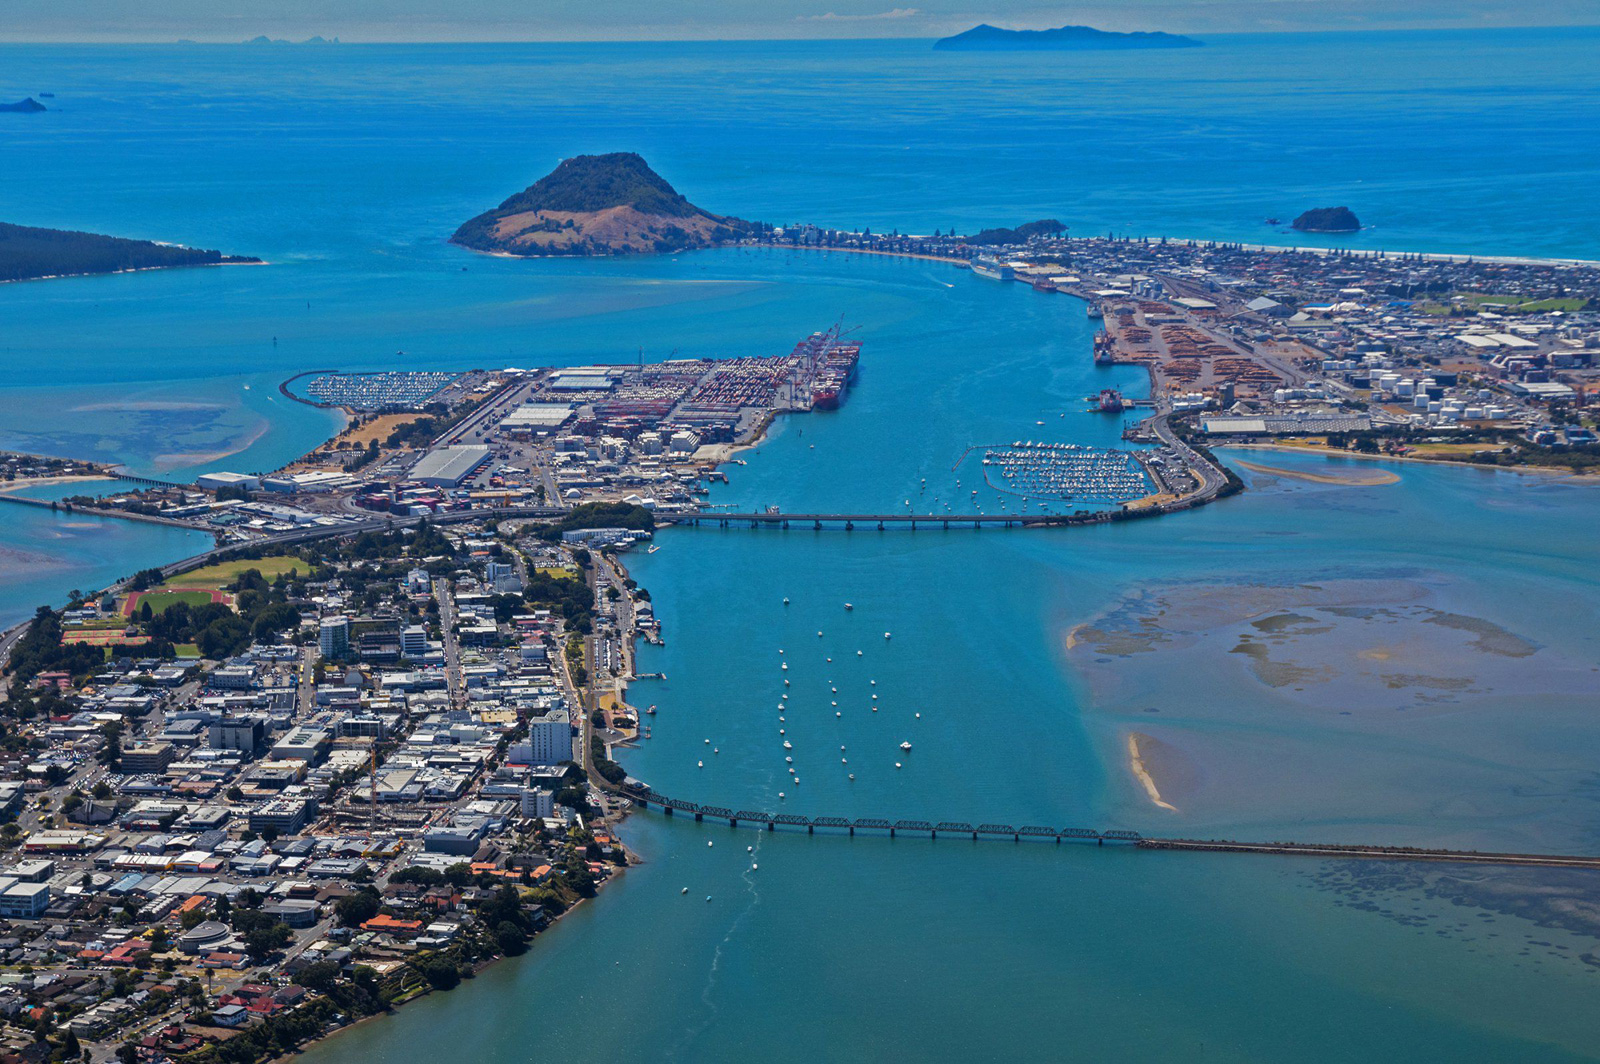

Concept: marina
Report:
left=972, top=442, right=1151, bottom=505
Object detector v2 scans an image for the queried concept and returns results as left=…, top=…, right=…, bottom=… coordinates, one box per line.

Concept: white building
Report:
left=401, top=626, right=429, bottom=659
left=512, top=709, right=571, bottom=766
left=520, top=787, right=554, bottom=819
left=196, top=472, right=261, bottom=492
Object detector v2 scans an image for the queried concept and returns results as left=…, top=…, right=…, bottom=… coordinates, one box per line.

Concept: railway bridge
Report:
left=623, top=789, right=1600, bottom=871
left=673, top=511, right=1101, bottom=531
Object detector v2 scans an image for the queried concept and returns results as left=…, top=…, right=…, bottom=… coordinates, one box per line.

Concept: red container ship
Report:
left=791, top=325, right=861, bottom=411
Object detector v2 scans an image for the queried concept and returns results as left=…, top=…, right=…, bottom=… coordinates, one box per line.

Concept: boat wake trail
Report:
left=664, top=836, right=764, bottom=1060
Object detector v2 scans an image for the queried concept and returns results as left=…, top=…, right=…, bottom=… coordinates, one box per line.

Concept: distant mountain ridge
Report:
left=934, top=24, right=1202, bottom=51
left=451, top=153, right=757, bottom=257
left=1, top=98, right=47, bottom=113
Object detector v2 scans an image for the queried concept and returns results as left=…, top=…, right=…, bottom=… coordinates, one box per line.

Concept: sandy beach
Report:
left=1127, top=732, right=1177, bottom=812
left=0, top=474, right=113, bottom=494
left=1232, top=458, right=1401, bottom=487
left=1223, top=443, right=1600, bottom=483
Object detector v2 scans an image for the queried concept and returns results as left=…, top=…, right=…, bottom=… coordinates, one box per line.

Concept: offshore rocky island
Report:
left=451, top=152, right=760, bottom=257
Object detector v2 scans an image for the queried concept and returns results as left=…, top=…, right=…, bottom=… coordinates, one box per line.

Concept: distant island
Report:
left=241, top=35, right=339, bottom=44
left=1292, top=206, right=1362, bottom=233
left=451, top=152, right=758, bottom=257
left=0, top=222, right=261, bottom=283
left=933, top=24, right=1202, bottom=51
left=0, top=98, right=46, bottom=113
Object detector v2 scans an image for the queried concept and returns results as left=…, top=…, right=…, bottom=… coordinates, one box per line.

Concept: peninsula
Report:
left=933, top=24, right=1202, bottom=51
left=0, top=221, right=261, bottom=283
left=0, top=97, right=47, bottom=113
left=451, top=152, right=757, bottom=257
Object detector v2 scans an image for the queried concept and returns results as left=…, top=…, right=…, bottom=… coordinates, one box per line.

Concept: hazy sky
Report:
left=5, top=0, right=1595, bottom=42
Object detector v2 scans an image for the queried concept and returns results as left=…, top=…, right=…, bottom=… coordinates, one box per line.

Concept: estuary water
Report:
left=3, top=31, right=1600, bottom=1061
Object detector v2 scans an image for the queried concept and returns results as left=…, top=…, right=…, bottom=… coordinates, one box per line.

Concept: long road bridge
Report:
left=624, top=789, right=1600, bottom=871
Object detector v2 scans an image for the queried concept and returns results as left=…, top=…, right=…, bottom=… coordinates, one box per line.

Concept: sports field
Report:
left=170, top=555, right=306, bottom=590
left=124, top=588, right=226, bottom=616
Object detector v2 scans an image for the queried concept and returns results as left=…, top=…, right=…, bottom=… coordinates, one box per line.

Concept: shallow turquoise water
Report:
left=4, top=33, right=1600, bottom=1061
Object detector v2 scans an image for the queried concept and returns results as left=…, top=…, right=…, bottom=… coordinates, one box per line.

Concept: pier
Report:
left=624, top=789, right=1600, bottom=871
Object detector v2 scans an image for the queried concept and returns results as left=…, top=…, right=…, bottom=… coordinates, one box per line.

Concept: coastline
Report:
left=0, top=474, right=113, bottom=494
left=1127, top=732, right=1177, bottom=812
left=1221, top=442, right=1600, bottom=482
left=0, top=258, right=267, bottom=286
left=268, top=888, right=615, bottom=1064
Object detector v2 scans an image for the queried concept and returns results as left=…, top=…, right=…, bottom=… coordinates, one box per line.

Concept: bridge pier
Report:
left=694, top=812, right=703, bottom=822
left=664, top=806, right=673, bottom=816
left=877, top=521, right=884, bottom=530
left=729, top=818, right=737, bottom=828
left=889, top=826, right=895, bottom=837
left=845, top=521, right=853, bottom=531
left=781, top=521, right=788, bottom=529
left=808, top=824, right=814, bottom=834
left=848, top=825, right=854, bottom=836
left=814, top=520, right=822, bottom=531
left=767, top=821, right=774, bottom=831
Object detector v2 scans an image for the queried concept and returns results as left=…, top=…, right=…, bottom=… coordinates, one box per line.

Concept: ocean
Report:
left=3, top=29, right=1600, bottom=1060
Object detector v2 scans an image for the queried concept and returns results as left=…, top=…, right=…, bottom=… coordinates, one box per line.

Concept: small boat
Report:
left=783, top=597, right=790, bottom=605
left=781, top=663, right=788, bottom=671
left=817, top=631, right=824, bottom=637
left=785, top=756, right=793, bottom=763
left=856, top=650, right=863, bottom=657
left=783, top=741, right=792, bottom=749
left=848, top=773, right=855, bottom=780
left=884, top=632, right=892, bottom=640
left=682, top=887, right=689, bottom=894
left=708, top=841, right=714, bottom=847
left=844, top=603, right=853, bottom=611
left=895, top=762, right=902, bottom=769
left=647, top=545, right=661, bottom=554
left=697, top=760, right=704, bottom=768
left=900, top=741, right=913, bottom=752
left=779, top=792, right=785, bottom=799
left=647, top=705, right=657, bottom=715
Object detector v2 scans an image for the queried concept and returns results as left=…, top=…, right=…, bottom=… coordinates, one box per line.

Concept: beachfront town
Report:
left=759, top=227, right=1600, bottom=456
left=0, top=501, right=661, bottom=1064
